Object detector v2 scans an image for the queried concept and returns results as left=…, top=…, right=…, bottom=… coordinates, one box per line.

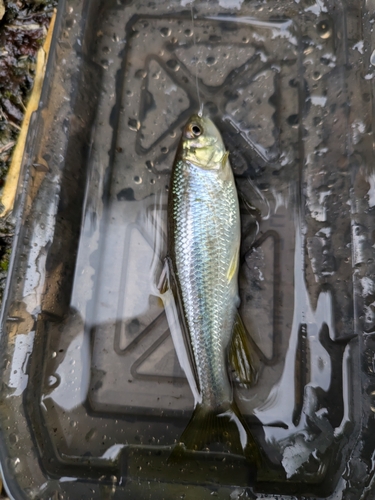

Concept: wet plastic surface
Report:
left=1, top=0, right=375, bottom=498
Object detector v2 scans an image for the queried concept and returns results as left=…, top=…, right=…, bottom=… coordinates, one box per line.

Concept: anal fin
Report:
left=230, top=312, right=258, bottom=387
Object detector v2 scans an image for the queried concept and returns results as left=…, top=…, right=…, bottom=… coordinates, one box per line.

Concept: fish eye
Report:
left=191, top=124, right=202, bottom=137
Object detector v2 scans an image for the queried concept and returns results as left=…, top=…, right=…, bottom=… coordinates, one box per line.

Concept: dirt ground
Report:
left=0, top=0, right=57, bottom=303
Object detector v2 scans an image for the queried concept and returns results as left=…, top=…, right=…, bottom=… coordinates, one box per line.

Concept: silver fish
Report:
left=165, top=114, right=261, bottom=464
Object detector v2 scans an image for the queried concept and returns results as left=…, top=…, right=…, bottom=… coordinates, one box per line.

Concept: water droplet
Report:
left=135, top=69, right=147, bottom=79
left=313, top=116, right=322, bottom=126
left=206, top=56, right=216, bottom=66
left=184, top=28, right=192, bottom=37
left=150, top=179, right=155, bottom=184
left=9, top=433, right=18, bottom=445
left=48, top=375, right=58, bottom=387
left=166, top=59, right=180, bottom=71
left=161, top=146, right=169, bottom=154
left=128, top=118, right=140, bottom=131
left=134, top=176, right=142, bottom=184
left=160, top=27, right=171, bottom=37
left=70, top=420, right=77, bottom=428
left=146, top=160, right=154, bottom=171
left=317, top=20, right=332, bottom=39
left=51, top=351, right=57, bottom=358
left=287, top=114, right=299, bottom=127
left=85, top=428, right=97, bottom=442
left=370, top=50, right=375, bottom=66
left=312, top=71, right=321, bottom=80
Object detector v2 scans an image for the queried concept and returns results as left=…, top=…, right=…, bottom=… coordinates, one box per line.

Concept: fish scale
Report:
left=171, top=158, right=240, bottom=407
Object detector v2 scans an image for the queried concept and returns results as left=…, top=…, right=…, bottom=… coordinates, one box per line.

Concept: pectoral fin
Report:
left=227, top=251, right=239, bottom=283
left=221, top=150, right=229, bottom=167
left=230, top=313, right=258, bottom=386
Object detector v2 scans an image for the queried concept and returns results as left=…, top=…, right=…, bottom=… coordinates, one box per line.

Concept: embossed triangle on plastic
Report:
left=139, top=58, right=190, bottom=151
left=174, top=43, right=256, bottom=87
left=133, top=331, right=186, bottom=380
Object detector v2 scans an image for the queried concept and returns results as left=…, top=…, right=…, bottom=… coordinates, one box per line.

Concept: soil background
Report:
left=0, top=0, right=57, bottom=305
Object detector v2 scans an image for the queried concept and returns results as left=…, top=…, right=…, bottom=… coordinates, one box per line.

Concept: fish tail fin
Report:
left=170, top=401, right=262, bottom=467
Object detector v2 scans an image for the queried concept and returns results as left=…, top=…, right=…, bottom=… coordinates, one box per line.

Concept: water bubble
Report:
left=134, top=176, right=142, bottom=184
left=184, top=29, right=192, bottom=37
left=206, top=56, right=216, bottom=66
left=370, top=50, right=375, bottom=66
left=146, top=160, right=154, bottom=171
left=161, top=146, right=169, bottom=154
left=150, top=179, right=155, bottom=184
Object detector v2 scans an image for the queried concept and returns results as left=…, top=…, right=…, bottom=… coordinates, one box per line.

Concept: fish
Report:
left=163, top=113, right=261, bottom=466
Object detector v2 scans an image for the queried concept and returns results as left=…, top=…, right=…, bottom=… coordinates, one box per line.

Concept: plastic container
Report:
left=1, top=0, right=375, bottom=498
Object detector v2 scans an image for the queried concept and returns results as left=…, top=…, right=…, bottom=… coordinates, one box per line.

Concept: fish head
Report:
left=180, top=114, right=227, bottom=170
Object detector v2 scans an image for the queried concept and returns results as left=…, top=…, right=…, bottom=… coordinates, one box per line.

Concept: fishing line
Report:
left=190, top=2, right=203, bottom=117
